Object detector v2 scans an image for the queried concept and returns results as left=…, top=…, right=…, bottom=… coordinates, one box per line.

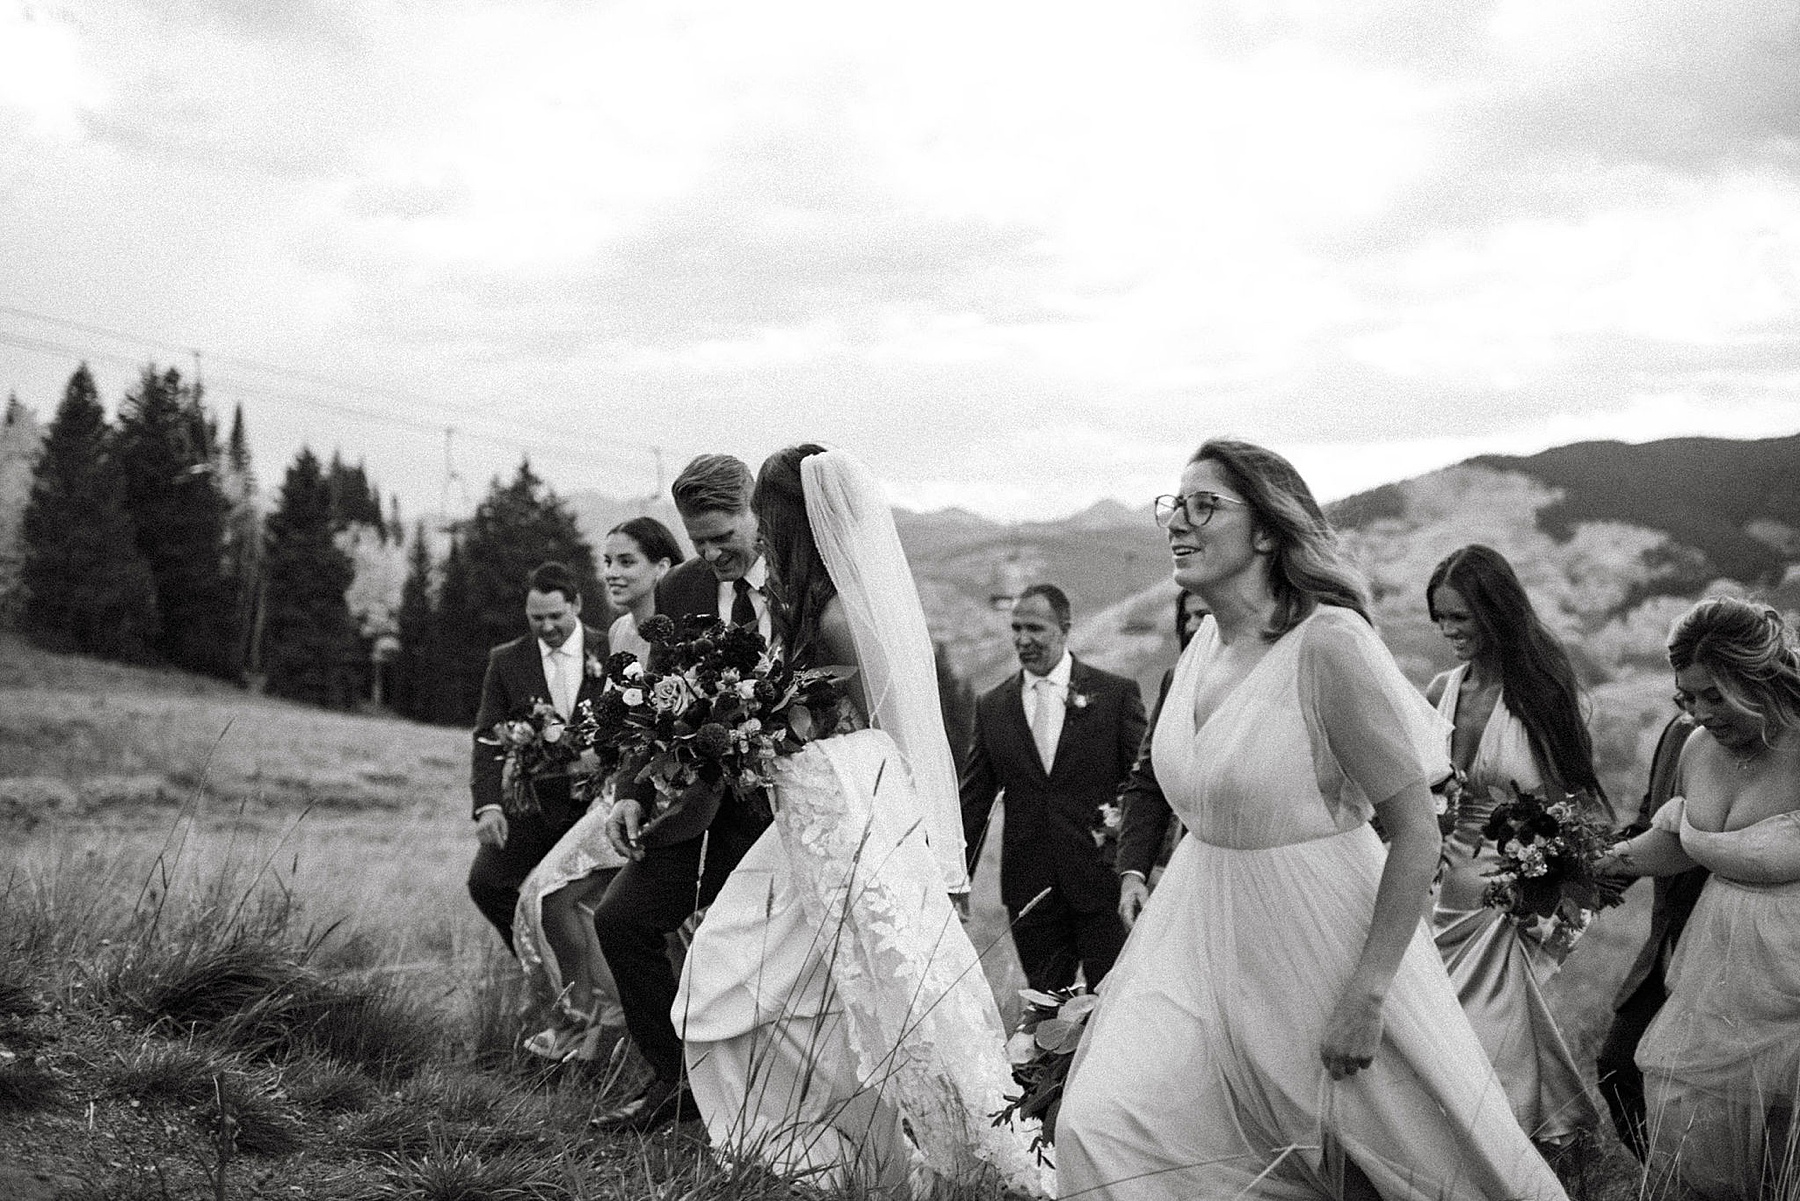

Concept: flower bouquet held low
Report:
left=478, top=699, right=590, bottom=817
left=1479, top=781, right=1626, bottom=962
left=991, top=987, right=1097, bottom=1164
left=583, top=613, right=855, bottom=844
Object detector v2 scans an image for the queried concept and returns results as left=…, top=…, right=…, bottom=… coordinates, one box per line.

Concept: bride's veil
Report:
left=800, top=449, right=970, bottom=893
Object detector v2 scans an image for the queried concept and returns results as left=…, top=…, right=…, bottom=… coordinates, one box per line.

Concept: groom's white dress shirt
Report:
left=713, top=557, right=772, bottom=644
left=539, top=624, right=585, bottom=719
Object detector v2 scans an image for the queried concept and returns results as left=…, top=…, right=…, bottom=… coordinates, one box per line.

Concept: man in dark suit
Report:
left=1595, top=712, right=1704, bottom=1161
left=593, top=453, right=772, bottom=1132
left=961, top=583, right=1147, bottom=991
left=466, top=561, right=609, bottom=950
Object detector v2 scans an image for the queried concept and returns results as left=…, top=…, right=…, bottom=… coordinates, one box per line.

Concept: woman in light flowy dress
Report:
left=1424, top=545, right=1604, bottom=1147
left=674, top=445, right=1043, bottom=1198
left=1601, top=597, right=1800, bottom=1200
left=514, top=517, right=684, bottom=1062
left=1056, top=439, right=1566, bottom=1200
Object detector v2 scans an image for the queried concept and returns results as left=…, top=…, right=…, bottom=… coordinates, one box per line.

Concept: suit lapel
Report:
left=1044, top=658, right=1091, bottom=779
left=515, top=638, right=552, bottom=708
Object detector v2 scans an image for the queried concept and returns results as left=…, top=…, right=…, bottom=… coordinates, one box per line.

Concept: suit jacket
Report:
left=468, top=622, right=609, bottom=821
left=1612, top=713, right=1706, bottom=1010
left=632, top=556, right=774, bottom=848
left=1116, top=666, right=1181, bottom=880
left=960, top=658, right=1147, bottom=913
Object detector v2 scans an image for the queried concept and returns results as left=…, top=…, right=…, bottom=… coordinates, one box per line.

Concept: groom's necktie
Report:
left=547, top=647, right=573, bottom=718
left=731, top=578, right=756, bottom=629
left=1028, top=678, right=1058, bottom=772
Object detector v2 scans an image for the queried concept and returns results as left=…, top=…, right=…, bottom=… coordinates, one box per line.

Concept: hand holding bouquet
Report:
left=478, top=699, right=589, bottom=817
left=1479, top=781, right=1626, bottom=962
left=583, top=614, right=854, bottom=837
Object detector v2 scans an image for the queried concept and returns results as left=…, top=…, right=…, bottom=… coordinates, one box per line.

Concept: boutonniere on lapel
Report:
left=1064, top=690, right=1092, bottom=715
left=585, top=651, right=605, bottom=680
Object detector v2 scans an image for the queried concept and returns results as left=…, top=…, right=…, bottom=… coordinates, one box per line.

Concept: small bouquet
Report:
left=991, top=987, right=1097, bottom=1163
left=479, top=699, right=589, bottom=817
left=1479, top=781, right=1626, bottom=962
left=1090, top=800, right=1123, bottom=870
left=584, top=613, right=854, bottom=833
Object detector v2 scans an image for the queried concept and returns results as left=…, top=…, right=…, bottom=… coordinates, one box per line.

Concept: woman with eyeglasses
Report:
left=1598, top=597, right=1800, bottom=1200
left=1424, top=545, right=1604, bottom=1152
left=1057, top=440, right=1565, bottom=1200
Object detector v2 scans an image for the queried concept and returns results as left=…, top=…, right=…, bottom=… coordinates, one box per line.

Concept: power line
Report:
left=0, top=324, right=656, bottom=478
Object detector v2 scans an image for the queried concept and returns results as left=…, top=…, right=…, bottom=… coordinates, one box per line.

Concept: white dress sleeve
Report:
left=1296, top=607, right=1454, bottom=822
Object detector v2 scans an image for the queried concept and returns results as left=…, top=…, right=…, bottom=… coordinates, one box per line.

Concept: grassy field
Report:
left=0, top=631, right=1662, bottom=1198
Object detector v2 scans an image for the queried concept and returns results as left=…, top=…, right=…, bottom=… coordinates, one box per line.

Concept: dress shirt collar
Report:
left=1023, top=650, right=1073, bottom=691
left=539, top=623, right=584, bottom=664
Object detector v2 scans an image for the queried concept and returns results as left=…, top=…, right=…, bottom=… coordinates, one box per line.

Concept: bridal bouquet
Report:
left=582, top=613, right=854, bottom=828
left=992, top=987, right=1097, bottom=1163
left=478, top=699, right=591, bottom=817
left=1479, top=781, right=1626, bottom=962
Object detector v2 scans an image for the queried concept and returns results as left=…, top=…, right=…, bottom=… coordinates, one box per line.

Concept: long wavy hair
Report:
left=1191, top=438, right=1370, bottom=641
left=1427, top=545, right=1604, bottom=802
left=1668, top=597, right=1800, bottom=744
left=752, top=444, right=838, bottom=668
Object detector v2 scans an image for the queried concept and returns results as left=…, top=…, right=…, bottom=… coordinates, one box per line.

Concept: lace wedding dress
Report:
left=673, top=451, right=1044, bottom=1197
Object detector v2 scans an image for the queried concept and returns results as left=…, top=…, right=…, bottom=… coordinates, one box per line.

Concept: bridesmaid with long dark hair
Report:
left=1425, top=545, right=1604, bottom=1148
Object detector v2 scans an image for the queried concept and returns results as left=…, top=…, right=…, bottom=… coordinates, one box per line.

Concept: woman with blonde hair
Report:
left=1601, top=596, right=1800, bottom=1200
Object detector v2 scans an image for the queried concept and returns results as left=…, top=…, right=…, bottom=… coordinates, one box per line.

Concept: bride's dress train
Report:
left=678, top=730, right=1042, bottom=1196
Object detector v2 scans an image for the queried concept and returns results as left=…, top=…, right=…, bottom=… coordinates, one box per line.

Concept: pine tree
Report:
left=261, top=448, right=356, bottom=707
left=434, top=531, right=484, bottom=723
left=392, top=521, right=437, bottom=722
left=19, top=365, right=158, bottom=658
left=437, top=460, right=602, bottom=722
left=114, top=365, right=240, bottom=678
left=220, top=404, right=261, bottom=675
left=934, top=640, right=976, bottom=764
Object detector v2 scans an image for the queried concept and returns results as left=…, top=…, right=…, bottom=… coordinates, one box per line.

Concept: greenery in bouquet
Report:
left=1479, top=780, right=1626, bottom=962
left=478, top=698, right=590, bottom=817
left=582, top=613, right=854, bottom=824
left=991, top=986, right=1097, bottom=1164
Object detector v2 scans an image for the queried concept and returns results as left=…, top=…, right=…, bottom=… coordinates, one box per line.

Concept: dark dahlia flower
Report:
left=638, top=614, right=676, bottom=644
left=693, top=723, right=731, bottom=760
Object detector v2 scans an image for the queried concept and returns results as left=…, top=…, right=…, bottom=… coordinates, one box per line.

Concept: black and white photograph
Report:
left=1, top=2, right=1798, bottom=1198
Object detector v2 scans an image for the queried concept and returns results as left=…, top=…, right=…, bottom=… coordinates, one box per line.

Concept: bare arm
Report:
left=1321, top=779, right=1441, bottom=1078
left=1599, top=824, right=1698, bottom=877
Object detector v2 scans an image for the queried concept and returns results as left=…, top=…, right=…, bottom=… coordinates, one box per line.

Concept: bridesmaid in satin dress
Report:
left=1424, top=545, right=1605, bottom=1149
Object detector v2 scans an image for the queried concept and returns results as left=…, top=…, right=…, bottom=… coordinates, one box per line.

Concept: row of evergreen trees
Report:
left=17, top=362, right=975, bottom=734
left=17, top=363, right=606, bottom=723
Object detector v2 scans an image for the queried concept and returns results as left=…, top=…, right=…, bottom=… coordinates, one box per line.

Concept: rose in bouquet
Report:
left=991, top=986, right=1097, bottom=1163
left=583, top=613, right=854, bottom=835
left=1479, top=781, right=1626, bottom=962
left=478, top=698, right=589, bottom=817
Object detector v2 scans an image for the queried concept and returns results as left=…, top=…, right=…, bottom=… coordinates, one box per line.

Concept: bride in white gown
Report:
left=673, top=445, right=1043, bottom=1197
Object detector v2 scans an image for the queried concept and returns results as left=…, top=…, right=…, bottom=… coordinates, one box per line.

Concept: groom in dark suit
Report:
left=466, top=561, right=609, bottom=950
left=594, top=453, right=773, bottom=1132
left=961, top=583, right=1147, bottom=991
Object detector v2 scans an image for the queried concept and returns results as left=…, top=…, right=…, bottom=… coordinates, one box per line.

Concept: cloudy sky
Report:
left=2, top=0, right=1797, bottom=521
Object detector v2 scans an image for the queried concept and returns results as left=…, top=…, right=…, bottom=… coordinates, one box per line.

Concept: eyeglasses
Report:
left=1153, top=491, right=1247, bottom=528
